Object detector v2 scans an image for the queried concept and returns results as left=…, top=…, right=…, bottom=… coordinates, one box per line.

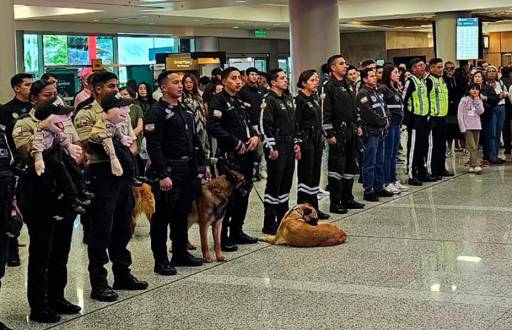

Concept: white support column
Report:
left=0, top=0, right=16, bottom=102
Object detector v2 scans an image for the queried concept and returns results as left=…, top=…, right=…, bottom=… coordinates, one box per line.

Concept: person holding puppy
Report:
left=260, top=68, right=302, bottom=235
left=145, top=71, right=208, bottom=276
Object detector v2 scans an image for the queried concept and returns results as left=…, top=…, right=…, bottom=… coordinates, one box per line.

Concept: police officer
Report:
left=295, top=69, right=329, bottom=220
left=13, top=97, right=81, bottom=323
left=239, top=67, right=266, bottom=181
left=207, top=67, right=259, bottom=250
left=426, top=58, right=453, bottom=179
left=0, top=123, right=15, bottom=330
left=74, top=72, right=148, bottom=302
left=0, top=73, right=33, bottom=268
left=402, top=58, right=437, bottom=186
left=323, top=55, right=365, bottom=213
left=260, top=68, right=301, bottom=235
left=357, top=69, right=393, bottom=201
left=145, top=71, right=207, bottom=275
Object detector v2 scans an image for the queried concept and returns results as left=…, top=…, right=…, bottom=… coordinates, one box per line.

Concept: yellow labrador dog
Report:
left=261, top=204, right=347, bottom=247
left=188, top=171, right=245, bottom=262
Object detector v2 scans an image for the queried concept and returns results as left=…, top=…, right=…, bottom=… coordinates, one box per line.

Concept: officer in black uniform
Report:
left=0, top=124, right=16, bottom=330
left=260, top=68, right=301, bottom=235
left=323, top=55, right=365, bottom=213
left=0, top=73, right=33, bottom=268
left=145, top=71, right=207, bottom=275
left=239, top=67, right=266, bottom=181
left=207, top=67, right=259, bottom=250
left=294, top=69, right=330, bottom=220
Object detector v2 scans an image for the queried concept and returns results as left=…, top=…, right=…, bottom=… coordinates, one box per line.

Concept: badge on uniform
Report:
left=76, top=119, right=91, bottom=129
left=244, top=102, right=251, bottom=108
left=371, top=96, right=377, bottom=102
left=286, top=100, right=293, bottom=108
left=213, top=110, right=223, bottom=119
left=12, top=113, right=19, bottom=119
left=307, top=102, right=313, bottom=108
left=395, top=95, right=400, bottom=101
left=360, top=96, right=369, bottom=104
left=12, top=127, right=30, bottom=138
left=145, top=123, right=155, bottom=132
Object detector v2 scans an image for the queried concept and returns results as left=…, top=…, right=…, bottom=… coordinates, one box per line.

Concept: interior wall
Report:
left=340, top=32, right=387, bottom=66
left=484, top=31, right=512, bottom=66
left=217, top=38, right=289, bottom=69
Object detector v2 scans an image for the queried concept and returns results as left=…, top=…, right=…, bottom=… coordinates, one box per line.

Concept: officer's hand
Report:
left=159, top=177, right=173, bottom=191
left=385, top=120, right=390, bottom=130
left=34, top=159, right=45, bottom=176
left=236, top=141, right=247, bottom=155
left=357, top=127, right=363, bottom=137
left=294, top=144, right=301, bottom=160
left=67, top=144, right=82, bottom=162
left=204, top=167, right=212, bottom=181
left=121, top=135, right=133, bottom=147
left=269, top=149, right=279, bottom=160
left=246, top=136, right=259, bottom=152
left=327, top=137, right=336, bottom=145
left=111, top=158, right=124, bottom=176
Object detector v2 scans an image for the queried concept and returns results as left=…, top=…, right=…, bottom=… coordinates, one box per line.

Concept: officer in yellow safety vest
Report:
left=402, top=58, right=438, bottom=186
left=425, top=58, right=454, bottom=179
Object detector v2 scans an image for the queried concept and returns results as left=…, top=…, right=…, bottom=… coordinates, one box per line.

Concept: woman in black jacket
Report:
left=295, top=70, right=329, bottom=219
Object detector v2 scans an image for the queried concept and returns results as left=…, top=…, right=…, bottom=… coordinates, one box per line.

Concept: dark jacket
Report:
left=378, top=84, right=403, bottom=125
left=260, top=90, right=299, bottom=151
left=207, top=90, right=258, bottom=152
left=239, top=84, right=266, bottom=132
left=323, top=77, right=358, bottom=138
left=144, top=99, right=204, bottom=179
left=357, top=85, right=388, bottom=135
left=0, top=97, right=32, bottom=152
left=295, top=91, right=322, bottom=132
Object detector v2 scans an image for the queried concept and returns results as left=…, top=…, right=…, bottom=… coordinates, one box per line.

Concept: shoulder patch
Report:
left=360, top=96, right=369, bottom=104
left=213, top=110, right=223, bottom=119
left=75, top=118, right=92, bottom=129
left=144, top=123, right=155, bottom=132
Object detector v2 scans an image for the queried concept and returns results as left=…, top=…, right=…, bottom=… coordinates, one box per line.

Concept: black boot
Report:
left=221, top=220, right=238, bottom=251
left=91, top=285, right=118, bottom=302
left=113, top=273, right=149, bottom=290
left=29, top=306, right=61, bottom=323
left=49, top=297, right=81, bottom=314
left=171, top=251, right=203, bottom=267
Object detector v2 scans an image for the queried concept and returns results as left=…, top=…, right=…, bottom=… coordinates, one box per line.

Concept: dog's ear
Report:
left=303, top=206, right=313, bottom=215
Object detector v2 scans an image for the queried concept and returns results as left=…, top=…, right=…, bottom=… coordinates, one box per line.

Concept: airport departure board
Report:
left=456, top=18, right=480, bottom=60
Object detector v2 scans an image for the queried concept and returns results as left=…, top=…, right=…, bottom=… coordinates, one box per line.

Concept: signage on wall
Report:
left=255, top=30, right=268, bottom=38
left=91, top=58, right=103, bottom=71
left=165, top=56, right=198, bottom=71
left=456, top=17, right=481, bottom=60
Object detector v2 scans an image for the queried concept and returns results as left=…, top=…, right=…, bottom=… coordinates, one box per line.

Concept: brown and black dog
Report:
left=261, top=203, right=347, bottom=247
left=188, top=171, right=245, bottom=262
left=131, top=183, right=156, bottom=236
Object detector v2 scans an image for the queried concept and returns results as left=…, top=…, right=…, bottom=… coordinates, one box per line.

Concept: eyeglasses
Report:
left=446, top=67, right=455, bottom=71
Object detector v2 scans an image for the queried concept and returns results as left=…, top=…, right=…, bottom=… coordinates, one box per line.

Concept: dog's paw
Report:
left=203, top=255, right=213, bottom=263
left=216, top=255, right=227, bottom=262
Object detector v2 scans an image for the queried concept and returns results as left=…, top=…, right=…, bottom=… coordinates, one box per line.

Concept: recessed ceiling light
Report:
left=235, top=0, right=246, bottom=3
left=148, top=22, right=156, bottom=25
left=233, top=26, right=239, bottom=29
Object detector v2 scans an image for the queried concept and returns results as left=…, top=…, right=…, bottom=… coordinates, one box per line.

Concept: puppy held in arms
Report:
left=131, top=183, right=156, bottom=235
left=261, top=204, right=347, bottom=247
left=188, top=170, right=245, bottom=263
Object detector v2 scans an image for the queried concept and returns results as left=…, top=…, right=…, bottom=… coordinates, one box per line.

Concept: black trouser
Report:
left=0, top=175, right=15, bottom=283
left=150, top=161, right=195, bottom=263
left=115, top=144, right=137, bottom=179
left=503, top=103, right=512, bottom=153
left=87, top=163, right=133, bottom=289
left=429, top=116, right=447, bottom=176
left=18, top=172, right=74, bottom=309
left=327, top=124, right=358, bottom=207
left=264, top=142, right=295, bottom=227
left=62, top=152, right=88, bottom=194
left=297, top=130, right=323, bottom=211
left=216, top=149, right=255, bottom=239
left=43, top=151, right=78, bottom=206
left=406, top=114, right=431, bottom=179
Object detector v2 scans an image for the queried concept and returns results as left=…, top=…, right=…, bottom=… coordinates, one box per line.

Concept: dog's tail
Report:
left=259, top=235, right=276, bottom=244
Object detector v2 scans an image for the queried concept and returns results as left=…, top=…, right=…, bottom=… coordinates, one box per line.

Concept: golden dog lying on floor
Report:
left=131, top=183, right=156, bottom=235
left=261, top=203, right=347, bottom=247
left=188, top=171, right=245, bottom=263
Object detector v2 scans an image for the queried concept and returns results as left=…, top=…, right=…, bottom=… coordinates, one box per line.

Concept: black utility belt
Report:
left=275, top=135, right=293, bottom=143
left=166, top=157, right=192, bottom=166
left=334, top=121, right=354, bottom=128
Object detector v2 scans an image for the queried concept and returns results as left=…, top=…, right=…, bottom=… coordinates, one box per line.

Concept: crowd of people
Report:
left=0, top=54, right=511, bottom=328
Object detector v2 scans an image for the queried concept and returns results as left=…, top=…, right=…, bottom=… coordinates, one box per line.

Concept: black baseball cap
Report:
left=34, top=97, right=74, bottom=121
left=101, top=92, right=132, bottom=112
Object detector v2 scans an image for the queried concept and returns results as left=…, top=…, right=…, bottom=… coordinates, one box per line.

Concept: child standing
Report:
left=458, top=83, right=485, bottom=174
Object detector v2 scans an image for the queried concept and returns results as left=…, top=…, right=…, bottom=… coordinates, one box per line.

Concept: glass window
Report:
left=67, top=35, right=89, bottom=65
left=255, top=58, right=267, bottom=73
left=43, top=35, right=68, bottom=66
left=118, top=36, right=177, bottom=65
left=23, top=34, right=39, bottom=74
left=96, top=36, right=114, bottom=65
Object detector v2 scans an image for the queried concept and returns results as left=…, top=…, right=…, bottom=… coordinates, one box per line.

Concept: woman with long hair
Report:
left=380, top=64, right=409, bottom=194
left=295, top=69, right=329, bottom=219
left=182, top=73, right=209, bottom=156
left=137, top=81, right=155, bottom=114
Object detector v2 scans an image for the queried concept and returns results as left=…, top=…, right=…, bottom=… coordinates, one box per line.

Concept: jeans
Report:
left=484, top=104, right=506, bottom=161
left=363, top=134, right=385, bottom=194
left=383, top=123, right=400, bottom=185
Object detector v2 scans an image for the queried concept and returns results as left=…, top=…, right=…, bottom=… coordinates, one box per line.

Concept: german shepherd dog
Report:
left=261, top=203, right=347, bottom=247
left=187, top=170, right=245, bottom=262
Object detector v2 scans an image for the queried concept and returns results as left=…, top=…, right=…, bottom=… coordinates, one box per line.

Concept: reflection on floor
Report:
left=2, top=151, right=512, bottom=329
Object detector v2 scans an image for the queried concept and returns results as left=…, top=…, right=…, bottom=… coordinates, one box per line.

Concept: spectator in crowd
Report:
left=182, top=73, right=209, bottom=156
left=137, top=81, right=156, bottom=113
left=483, top=66, right=507, bottom=164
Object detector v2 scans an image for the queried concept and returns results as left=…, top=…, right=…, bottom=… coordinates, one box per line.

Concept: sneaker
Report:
left=394, top=181, right=409, bottom=192
left=474, top=166, right=482, bottom=174
left=385, top=184, right=401, bottom=195
left=468, top=167, right=474, bottom=173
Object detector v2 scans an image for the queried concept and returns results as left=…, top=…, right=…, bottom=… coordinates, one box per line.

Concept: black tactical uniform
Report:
left=323, top=77, right=365, bottom=212
left=207, top=90, right=258, bottom=246
left=144, top=98, right=205, bottom=272
left=295, top=91, right=328, bottom=218
left=260, top=90, right=299, bottom=234
left=0, top=124, right=14, bottom=285
left=0, top=97, right=31, bottom=267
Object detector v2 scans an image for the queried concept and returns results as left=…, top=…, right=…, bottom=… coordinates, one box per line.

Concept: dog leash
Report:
left=252, top=185, right=265, bottom=205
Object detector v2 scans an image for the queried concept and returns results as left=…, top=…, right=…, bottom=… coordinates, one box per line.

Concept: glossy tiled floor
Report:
left=2, top=150, right=512, bottom=329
